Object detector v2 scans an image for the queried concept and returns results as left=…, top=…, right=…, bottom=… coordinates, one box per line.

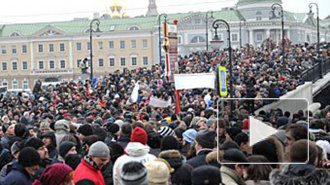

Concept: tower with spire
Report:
left=146, top=0, right=158, bottom=17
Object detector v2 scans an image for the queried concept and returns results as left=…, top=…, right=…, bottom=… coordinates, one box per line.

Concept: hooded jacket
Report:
left=1, top=161, right=32, bottom=185
left=112, top=142, right=156, bottom=185
left=73, top=158, right=105, bottom=185
left=270, top=164, right=330, bottom=185
left=221, top=166, right=246, bottom=185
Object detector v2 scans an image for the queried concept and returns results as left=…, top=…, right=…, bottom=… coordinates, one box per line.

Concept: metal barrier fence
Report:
left=301, top=57, right=330, bottom=82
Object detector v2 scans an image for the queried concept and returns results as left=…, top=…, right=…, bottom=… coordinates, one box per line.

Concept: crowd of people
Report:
left=0, top=42, right=330, bottom=185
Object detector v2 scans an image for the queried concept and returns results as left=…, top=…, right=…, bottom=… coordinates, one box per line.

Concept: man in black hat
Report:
left=220, top=148, right=249, bottom=185
left=186, top=130, right=216, bottom=168
left=1, top=147, right=41, bottom=185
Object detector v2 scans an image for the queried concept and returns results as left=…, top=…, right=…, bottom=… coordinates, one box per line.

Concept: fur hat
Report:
left=158, top=150, right=182, bottom=169
left=144, top=159, right=170, bottom=185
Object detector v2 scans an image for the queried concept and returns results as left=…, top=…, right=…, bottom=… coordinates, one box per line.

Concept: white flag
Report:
left=130, top=81, right=140, bottom=103
left=149, top=96, right=172, bottom=108
left=174, top=73, right=215, bottom=90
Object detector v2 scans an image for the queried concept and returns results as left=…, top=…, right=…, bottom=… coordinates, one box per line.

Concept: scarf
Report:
left=84, top=155, right=100, bottom=170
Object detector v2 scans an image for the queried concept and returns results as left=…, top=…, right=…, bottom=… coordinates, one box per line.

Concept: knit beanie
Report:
left=195, top=130, right=216, bottom=149
left=160, top=136, right=179, bottom=151
left=19, top=147, right=41, bottom=167
left=182, top=129, right=197, bottom=144
left=144, top=160, right=170, bottom=185
left=158, top=126, right=175, bottom=138
left=77, top=124, right=93, bottom=136
left=54, top=120, right=70, bottom=132
left=11, top=141, right=21, bottom=156
left=121, top=162, right=148, bottom=185
left=65, top=154, right=81, bottom=170
left=191, top=165, right=222, bottom=185
left=88, top=141, right=110, bottom=157
left=107, top=124, right=120, bottom=134
left=59, top=141, right=76, bottom=158
left=25, top=137, right=44, bottom=150
left=37, top=163, right=73, bottom=185
left=130, top=127, right=148, bottom=145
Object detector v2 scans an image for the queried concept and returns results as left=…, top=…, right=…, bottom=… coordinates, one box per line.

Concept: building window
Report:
left=22, top=45, right=27, bottom=53
left=98, top=42, right=103, bottom=50
left=1, top=46, right=6, bottom=54
left=49, top=44, right=54, bottom=52
left=128, top=26, right=140, bottom=31
left=77, top=59, right=82, bottom=67
left=143, top=57, right=148, bottom=66
left=12, top=46, right=17, bottom=54
left=190, top=36, right=206, bottom=44
left=195, top=19, right=201, bottom=24
left=120, top=58, right=126, bottom=66
left=120, top=41, right=125, bottom=49
left=109, top=41, right=114, bottom=49
left=98, top=58, right=104, bottom=67
left=2, top=62, right=7, bottom=71
left=87, top=42, right=91, bottom=50
left=256, top=11, right=262, bottom=21
left=49, top=60, right=55, bottom=69
left=109, top=58, right=115, bottom=67
left=178, top=37, right=182, bottom=45
left=38, top=44, right=43, bottom=53
left=232, top=33, right=238, bottom=42
left=256, top=33, right=263, bottom=42
left=59, top=43, right=65, bottom=52
left=22, top=61, right=28, bottom=70
left=23, top=80, right=29, bottom=89
left=131, top=57, right=137, bottom=66
left=60, top=60, right=66, bottom=69
left=2, top=81, right=7, bottom=87
left=76, top=43, right=82, bottom=51
left=131, top=40, right=137, bottom=49
left=12, top=80, right=18, bottom=89
left=12, top=61, right=17, bottom=70
left=142, top=39, right=148, bottom=48
left=39, top=61, right=44, bottom=69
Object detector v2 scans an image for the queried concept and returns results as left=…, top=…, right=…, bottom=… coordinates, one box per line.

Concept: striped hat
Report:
left=158, top=126, right=175, bottom=138
left=121, top=162, right=148, bottom=185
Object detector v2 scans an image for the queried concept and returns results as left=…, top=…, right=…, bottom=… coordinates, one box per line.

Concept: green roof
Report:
left=0, top=10, right=240, bottom=37
left=237, top=0, right=282, bottom=6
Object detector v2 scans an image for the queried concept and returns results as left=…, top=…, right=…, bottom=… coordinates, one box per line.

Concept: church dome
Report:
left=112, top=9, right=121, bottom=18
left=122, top=10, right=130, bottom=18
left=110, top=0, right=123, bottom=12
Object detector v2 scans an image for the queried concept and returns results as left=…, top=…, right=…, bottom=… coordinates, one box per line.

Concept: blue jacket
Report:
left=1, top=162, right=32, bottom=185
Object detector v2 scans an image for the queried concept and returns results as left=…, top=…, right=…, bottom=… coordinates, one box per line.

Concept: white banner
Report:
left=149, top=96, right=172, bottom=108
left=130, top=81, right=140, bottom=103
left=174, top=73, right=215, bottom=90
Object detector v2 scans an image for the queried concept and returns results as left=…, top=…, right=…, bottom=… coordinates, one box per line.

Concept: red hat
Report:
left=33, top=163, right=72, bottom=185
left=130, top=127, right=148, bottom=145
left=243, top=119, right=249, bottom=130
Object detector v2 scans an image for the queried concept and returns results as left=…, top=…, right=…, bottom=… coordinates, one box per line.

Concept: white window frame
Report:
left=12, top=79, right=18, bottom=89
left=231, top=33, right=239, bottom=42
left=131, top=56, right=138, bottom=66
left=98, top=41, right=103, bottom=50
left=22, top=45, right=27, bottom=54
left=59, top=59, right=66, bottom=69
left=142, top=56, right=149, bottom=66
left=2, top=62, right=7, bottom=71
left=59, top=43, right=65, bottom=52
left=12, top=46, right=17, bottom=54
left=22, top=61, right=28, bottom=70
left=109, top=57, right=115, bottom=67
left=256, top=33, right=263, bottom=42
left=120, top=57, right=126, bottom=66
left=49, top=59, right=55, bottom=69
left=142, top=39, right=148, bottom=48
left=23, top=79, right=29, bottom=90
left=76, top=42, right=82, bottom=52
left=49, top=43, right=54, bottom=53
left=98, top=58, right=104, bottom=67
left=38, top=61, right=44, bottom=69
left=131, top=40, right=137, bottom=49
left=38, top=44, right=44, bottom=53
left=109, top=41, right=114, bottom=49
left=120, top=41, right=125, bottom=49
left=12, top=60, right=18, bottom=70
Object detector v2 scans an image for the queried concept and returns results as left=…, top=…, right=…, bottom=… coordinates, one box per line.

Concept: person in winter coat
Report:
left=113, top=127, right=156, bottom=185
left=270, top=140, right=330, bottom=185
left=1, top=147, right=41, bottom=185
left=40, top=131, right=58, bottom=158
left=186, top=130, right=216, bottom=168
left=74, top=141, right=110, bottom=185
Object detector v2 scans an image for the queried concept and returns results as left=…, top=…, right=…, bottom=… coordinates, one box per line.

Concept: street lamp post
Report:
left=309, top=3, right=320, bottom=58
left=239, top=19, right=242, bottom=48
left=271, top=3, right=284, bottom=61
left=211, top=19, right=234, bottom=112
left=89, top=19, right=101, bottom=81
left=205, top=11, right=214, bottom=51
left=158, top=14, right=167, bottom=66
left=326, top=30, right=328, bottom=43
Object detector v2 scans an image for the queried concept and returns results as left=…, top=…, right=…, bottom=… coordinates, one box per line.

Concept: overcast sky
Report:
left=0, top=0, right=328, bottom=24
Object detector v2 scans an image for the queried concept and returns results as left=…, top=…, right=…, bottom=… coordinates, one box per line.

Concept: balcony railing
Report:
left=31, top=68, right=74, bottom=75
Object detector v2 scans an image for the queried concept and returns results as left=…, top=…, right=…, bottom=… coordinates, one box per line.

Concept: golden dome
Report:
left=112, top=9, right=121, bottom=18
left=110, top=0, right=123, bottom=12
